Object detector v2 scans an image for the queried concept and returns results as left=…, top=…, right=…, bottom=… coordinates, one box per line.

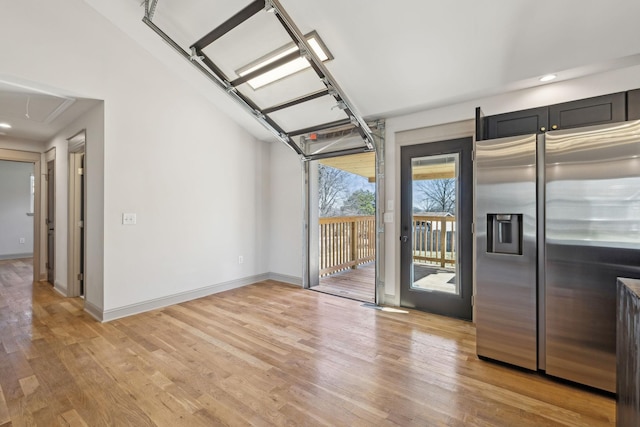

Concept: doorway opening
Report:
left=309, top=152, right=376, bottom=303
left=67, top=130, right=86, bottom=297
left=0, top=150, right=42, bottom=284
left=400, top=138, right=473, bottom=320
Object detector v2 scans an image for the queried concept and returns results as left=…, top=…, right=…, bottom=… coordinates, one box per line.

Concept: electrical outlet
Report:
left=19, top=237, right=25, bottom=244
left=238, top=256, right=244, bottom=264
left=122, top=213, right=137, bottom=225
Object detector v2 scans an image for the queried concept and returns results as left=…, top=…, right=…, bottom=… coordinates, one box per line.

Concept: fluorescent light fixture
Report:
left=0, top=123, right=12, bottom=129
left=237, top=31, right=332, bottom=90
left=539, top=74, right=557, bottom=82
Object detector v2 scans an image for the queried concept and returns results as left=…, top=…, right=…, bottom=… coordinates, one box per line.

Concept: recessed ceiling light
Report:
left=0, top=123, right=12, bottom=129
left=237, top=31, right=333, bottom=90
left=539, top=74, right=557, bottom=82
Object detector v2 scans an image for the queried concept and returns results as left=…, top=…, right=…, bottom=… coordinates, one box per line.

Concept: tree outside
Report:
left=341, top=189, right=375, bottom=216
left=318, top=164, right=374, bottom=217
left=415, top=178, right=456, bottom=213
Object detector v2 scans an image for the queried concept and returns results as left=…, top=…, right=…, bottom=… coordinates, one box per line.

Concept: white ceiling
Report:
left=5, top=0, right=640, bottom=143
left=285, top=0, right=640, bottom=118
left=0, top=79, right=101, bottom=142
left=142, top=0, right=640, bottom=136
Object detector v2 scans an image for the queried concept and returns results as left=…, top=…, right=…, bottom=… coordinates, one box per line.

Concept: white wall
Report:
left=267, top=142, right=303, bottom=283
left=1, top=0, right=271, bottom=320
left=0, top=160, right=34, bottom=258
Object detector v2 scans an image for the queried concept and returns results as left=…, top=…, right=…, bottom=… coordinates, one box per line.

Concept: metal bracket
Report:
left=264, top=0, right=277, bottom=13
left=332, top=101, right=347, bottom=110
left=189, top=47, right=204, bottom=62
left=144, top=0, right=159, bottom=20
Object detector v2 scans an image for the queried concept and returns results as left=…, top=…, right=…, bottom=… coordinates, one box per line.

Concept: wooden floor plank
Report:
left=0, top=258, right=615, bottom=426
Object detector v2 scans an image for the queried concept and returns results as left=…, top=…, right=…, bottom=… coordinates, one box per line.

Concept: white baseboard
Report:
left=54, top=280, right=68, bottom=297
left=84, top=300, right=104, bottom=322
left=267, top=272, right=303, bottom=286
left=0, top=252, right=33, bottom=260
left=100, top=273, right=271, bottom=323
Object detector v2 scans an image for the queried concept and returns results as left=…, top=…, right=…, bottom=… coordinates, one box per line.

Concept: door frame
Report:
left=399, top=137, right=474, bottom=320
left=67, top=129, right=87, bottom=297
left=67, top=130, right=86, bottom=297
left=46, top=155, right=55, bottom=284
left=0, top=148, right=42, bottom=282
left=303, top=121, right=386, bottom=305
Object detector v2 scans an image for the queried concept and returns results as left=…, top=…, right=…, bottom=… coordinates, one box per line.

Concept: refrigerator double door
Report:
left=545, top=120, right=640, bottom=392
left=476, top=121, right=640, bottom=392
left=475, top=134, right=538, bottom=370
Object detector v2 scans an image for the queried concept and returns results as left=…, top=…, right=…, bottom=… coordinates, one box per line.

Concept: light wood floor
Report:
left=0, top=258, right=615, bottom=426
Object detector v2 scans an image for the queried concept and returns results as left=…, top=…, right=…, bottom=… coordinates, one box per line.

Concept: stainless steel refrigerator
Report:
left=475, top=120, right=640, bottom=392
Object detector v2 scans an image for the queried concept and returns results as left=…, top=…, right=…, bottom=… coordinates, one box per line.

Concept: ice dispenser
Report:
left=487, top=214, right=523, bottom=255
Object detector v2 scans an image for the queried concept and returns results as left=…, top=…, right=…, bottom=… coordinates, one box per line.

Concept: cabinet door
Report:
left=475, top=107, right=486, bottom=141
left=485, top=107, right=548, bottom=139
left=628, top=89, right=640, bottom=121
left=548, top=92, right=625, bottom=131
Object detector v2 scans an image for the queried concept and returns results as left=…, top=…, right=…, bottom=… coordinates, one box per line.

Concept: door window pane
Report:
left=410, top=153, right=459, bottom=294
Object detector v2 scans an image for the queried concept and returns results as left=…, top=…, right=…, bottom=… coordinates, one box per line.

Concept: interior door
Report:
left=80, top=153, right=85, bottom=296
left=400, top=138, right=473, bottom=320
left=46, top=159, right=55, bottom=284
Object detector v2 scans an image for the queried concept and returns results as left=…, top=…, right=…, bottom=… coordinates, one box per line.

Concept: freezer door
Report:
left=475, top=134, right=538, bottom=370
left=545, top=120, right=640, bottom=392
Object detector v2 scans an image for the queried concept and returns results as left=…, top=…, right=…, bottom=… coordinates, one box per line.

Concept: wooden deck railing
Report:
left=412, top=214, right=456, bottom=267
left=319, top=214, right=456, bottom=277
left=319, top=216, right=375, bottom=276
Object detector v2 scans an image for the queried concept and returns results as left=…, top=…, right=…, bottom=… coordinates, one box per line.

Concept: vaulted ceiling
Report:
left=136, top=0, right=640, bottom=140
left=2, top=0, right=640, bottom=144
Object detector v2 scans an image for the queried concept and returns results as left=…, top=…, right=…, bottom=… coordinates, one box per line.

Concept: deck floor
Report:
left=315, top=263, right=375, bottom=302
left=314, top=262, right=457, bottom=302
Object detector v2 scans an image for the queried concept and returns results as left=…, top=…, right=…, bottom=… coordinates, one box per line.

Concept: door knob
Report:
left=400, top=235, right=408, bottom=243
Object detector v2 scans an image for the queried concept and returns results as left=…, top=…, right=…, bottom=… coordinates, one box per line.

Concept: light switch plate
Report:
left=384, top=212, right=394, bottom=223
left=122, top=213, right=137, bottom=225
